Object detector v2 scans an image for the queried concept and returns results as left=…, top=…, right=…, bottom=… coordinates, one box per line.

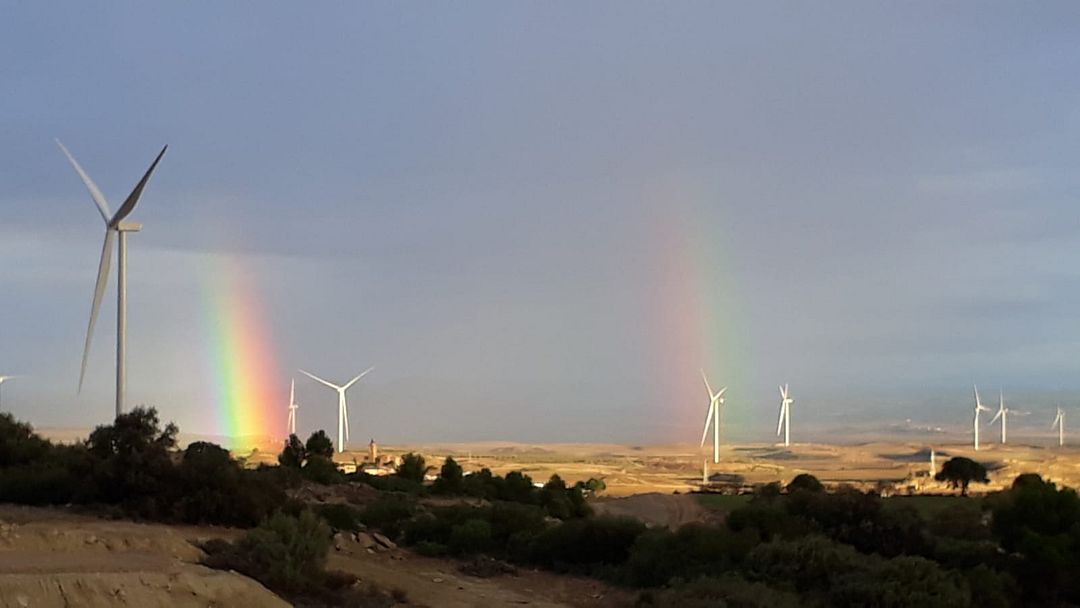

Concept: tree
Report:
left=433, top=456, right=463, bottom=494
left=787, top=473, right=824, bottom=493
left=85, top=407, right=179, bottom=515
left=278, top=434, right=306, bottom=469
left=397, top=452, right=431, bottom=483
left=935, top=456, right=988, bottom=496
left=304, top=431, right=333, bottom=459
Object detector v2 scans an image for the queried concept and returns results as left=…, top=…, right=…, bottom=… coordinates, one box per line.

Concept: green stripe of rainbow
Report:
left=201, top=255, right=281, bottom=447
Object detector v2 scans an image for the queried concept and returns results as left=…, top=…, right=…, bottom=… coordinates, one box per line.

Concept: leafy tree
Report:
left=301, top=453, right=341, bottom=484
left=304, top=430, right=334, bottom=459
left=85, top=407, right=179, bottom=516
left=0, top=413, right=52, bottom=466
left=787, top=473, right=824, bottom=493
left=278, top=434, right=306, bottom=469
left=432, top=456, right=463, bottom=494
left=397, top=452, right=431, bottom=483
left=990, top=474, right=1080, bottom=603
left=935, top=456, right=988, bottom=496
left=502, top=470, right=536, bottom=504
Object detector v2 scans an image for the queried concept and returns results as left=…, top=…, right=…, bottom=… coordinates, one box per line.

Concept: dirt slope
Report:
left=0, top=505, right=287, bottom=608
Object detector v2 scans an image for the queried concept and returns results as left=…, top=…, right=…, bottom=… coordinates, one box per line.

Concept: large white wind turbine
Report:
left=1052, top=407, right=1066, bottom=447
left=699, top=370, right=726, bottom=464
left=990, top=389, right=1011, bottom=444
left=58, top=140, right=167, bottom=418
left=299, top=367, right=373, bottom=453
left=286, top=378, right=299, bottom=436
left=972, top=385, right=990, bottom=451
left=0, top=376, right=16, bottom=410
left=777, top=384, right=793, bottom=447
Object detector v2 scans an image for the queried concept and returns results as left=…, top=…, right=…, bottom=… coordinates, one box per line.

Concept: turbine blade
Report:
left=56, top=139, right=112, bottom=223
left=777, top=403, right=786, bottom=436
left=342, top=366, right=374, bottom=391
left=700, top=405, right=714, bottom=447
left=289, top=378, right=295, bottom=405
left=991, top=409, right=1002, bottom=424
left=299, top=369, right=340, bottom=390
left=79, top=230, right=114, bottom=392
left=109, top=145, right=167, bottom=226
left=701, top=369, right=713, bottom=397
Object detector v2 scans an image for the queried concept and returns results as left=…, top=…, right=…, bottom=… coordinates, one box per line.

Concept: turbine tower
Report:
left=1052, top=407, right=1066, bottom=447
left=0, top=376, right=15, bottom=410
left=58, top=140, right=167, bottom=418
left=299, top=367, right=373, bottom=453
left=286, top=378, right=298, bottom=436
left=777, top=384, right=793, bottom=447
left=699, top=370, right=726, bottom=464
left=972, top=385, right=990, bottom=451
left=990, top=389, right=1010, bottom=444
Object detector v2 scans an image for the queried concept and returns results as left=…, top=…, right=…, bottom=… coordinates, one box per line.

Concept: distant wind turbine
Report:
left=777, top=384, right=793, bottom=447
left=699, top=370, right=726, bottom=464
left=0, top=376, right=16, bottom=410
left=972, top=385, right=990, bottom=451
left=57, top=140, right=167, bottom=418
left=1052, top=407, right=1066, bottom=447
left=286, top=378, right=298, bottom=436
left=299, top=367, right=373, bottom=453
left=990, top=389, right=1011, bottom=444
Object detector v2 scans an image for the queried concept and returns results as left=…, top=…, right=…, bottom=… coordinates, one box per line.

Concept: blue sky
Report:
left=2, top=3, right=1080, bottom=443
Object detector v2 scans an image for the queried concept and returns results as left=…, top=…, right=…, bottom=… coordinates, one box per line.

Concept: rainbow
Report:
left=646, top=188, right=748, bottom=443
left=200, top=255, right=282, bottom=447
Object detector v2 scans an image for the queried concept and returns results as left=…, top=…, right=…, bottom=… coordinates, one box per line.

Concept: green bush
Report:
left=205, top=510, right=331, bottom=595
left=304, top=431, right=334, bottom=459
left=359, top=493, right=417, bottom=538
left=432, top=457, right=464, bottom=494
left=527, top=515, right=646, bottom=571
left=449, top=518, right=494, bottom=554
left=318, top=503, right=364, bottom=532
left=396, top=453, right=431, bottom=483
left=278, top=434, right=306, bottom=469
left=636, top=574, right=800, bottom=608
left=302, top=455, right=342, bottom=485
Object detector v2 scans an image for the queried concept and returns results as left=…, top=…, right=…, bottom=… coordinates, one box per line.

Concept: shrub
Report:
left=318, top=503, right=364, bottom=532
left=787, top=473, right=824, bottom=493
left=396, top=453, right=431, bottom=483
left=359, top=494, right=417, bottom=538
left=527, top=515, right=646, bottom=571
left=205, top=510, right=331, bottom=595
left=278, top=434, right=306, bottom=469
left=501, top=470, right=536, bottom=504
left=432, top=457, right=464, bottom=494
left=305, top=431, right=334, bottom=459
left=636, top=574, right=800, bottom=608
left=449, top=518, right=494, bottom=554
left=302, top=455, right=342, bottom=485
left=622, top=523, right=758, bottom=587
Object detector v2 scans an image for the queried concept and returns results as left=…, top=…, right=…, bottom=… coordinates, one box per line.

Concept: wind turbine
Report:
left=990, top=389, right=1011, bottom=444
left=0, top=376, right=16, bottom=410
left=57, top=140, right=167, bottom=418
left=1052, top=407, right=1066, bottom=447
left=286, top=378, right=299, bottom=436
left=299, top=367, right=373, bottom=453
left=777, top=384, right=793, bottom=447
left=972, top=385, right=990, bottom=451
left=699, top=370, right=726, bottom=464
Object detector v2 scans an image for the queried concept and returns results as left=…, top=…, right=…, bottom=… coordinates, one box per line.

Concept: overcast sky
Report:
left=2, top=3, right=1079, bottom=444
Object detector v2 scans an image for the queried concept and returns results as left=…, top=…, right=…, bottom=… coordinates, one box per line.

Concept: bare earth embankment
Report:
left=0, top=505, right=287, bottom=608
